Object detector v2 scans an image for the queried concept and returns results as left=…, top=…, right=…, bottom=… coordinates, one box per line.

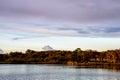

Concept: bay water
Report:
left=0, top=64, right=120, bottom=80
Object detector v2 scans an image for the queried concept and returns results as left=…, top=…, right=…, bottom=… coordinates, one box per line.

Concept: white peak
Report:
left=42, top=45, right=54, bottom=51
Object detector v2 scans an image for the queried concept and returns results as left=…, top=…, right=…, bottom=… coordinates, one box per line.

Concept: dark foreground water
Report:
left=0, top=64, right=120, bottom=80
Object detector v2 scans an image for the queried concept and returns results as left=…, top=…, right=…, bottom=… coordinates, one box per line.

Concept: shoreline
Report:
left=0, top=62, right=120, bottom=70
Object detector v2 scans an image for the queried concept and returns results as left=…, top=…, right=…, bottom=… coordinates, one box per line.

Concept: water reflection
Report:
left=74, top=65, right=120, bottom=71
left=0, top=64, right=120, bottom=80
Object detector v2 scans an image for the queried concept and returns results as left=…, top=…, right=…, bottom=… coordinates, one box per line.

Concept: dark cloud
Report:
left=88, top=26, right=120, bottom=33
left=11, top=37, right=30, bottom=40
left=11, top=35, right=38, bottom=41
left=59, top=26, right=120, bottom=37
left=58, top=27, right=89, bottom=34
left=104, top=27, right=120, bottom=33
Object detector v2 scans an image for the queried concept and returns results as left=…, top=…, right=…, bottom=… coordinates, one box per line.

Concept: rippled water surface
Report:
left=0, top=64, right=120, bottom=80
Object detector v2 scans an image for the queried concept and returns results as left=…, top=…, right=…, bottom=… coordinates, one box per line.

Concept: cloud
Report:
left=0, top=0, right=120, bottom=38
left=1, top=21, right=120, bottom=39
left=104, top=27, right=120, bottom=33
left=0, top=0, right=120, bottom=23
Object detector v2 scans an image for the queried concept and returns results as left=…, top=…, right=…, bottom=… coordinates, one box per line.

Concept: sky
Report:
left=0, top=0, right=120, bottom=53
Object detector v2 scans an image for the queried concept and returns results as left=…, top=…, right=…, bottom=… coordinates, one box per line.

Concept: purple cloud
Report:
left=0, top=0, right=120, bottom=38
left=0, top=0, right=120, bottom=23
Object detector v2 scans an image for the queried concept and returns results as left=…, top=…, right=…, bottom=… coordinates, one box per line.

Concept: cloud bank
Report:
left=0, top=0, right=120, bottom=39
left=0, top=0, right=120, bottom=23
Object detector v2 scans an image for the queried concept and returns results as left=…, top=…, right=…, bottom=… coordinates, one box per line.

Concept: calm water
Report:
left=0, top=64, right=120, bottom=80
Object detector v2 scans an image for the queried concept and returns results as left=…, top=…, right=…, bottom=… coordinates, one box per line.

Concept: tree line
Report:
left=0, top=48, right=120, bottom=64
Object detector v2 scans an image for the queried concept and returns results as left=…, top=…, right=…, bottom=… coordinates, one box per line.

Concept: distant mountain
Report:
left=42, top=45, right=54, bottom=51
left=0, top=49, right=3, bottom=54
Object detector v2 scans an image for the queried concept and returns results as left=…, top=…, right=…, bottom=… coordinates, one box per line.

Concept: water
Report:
left=0, top=64, right=120, bottom=80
